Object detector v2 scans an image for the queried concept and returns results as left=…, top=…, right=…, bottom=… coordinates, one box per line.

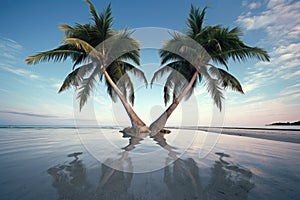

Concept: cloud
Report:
left=225, top=94, right=300, bottom=126
left=248, top=2, right=261, bottom=9
left=241, top=1, right=262, bottom=9
left=237, top=1, right=300, bottom=44
left=0, top=64, right=40, bottom=79
left=0, top=37, right=40, bottom=80
left=236, top=0, right=300, bottom=92
left=0, top=37, right=23, bottom=61
left=281, top=69, right=300, bottom=80
left=0, top=110, right=57, bottom=118
left=227, top=94, right=265, bottom=105
left=279, top=83, right=300, bottom=96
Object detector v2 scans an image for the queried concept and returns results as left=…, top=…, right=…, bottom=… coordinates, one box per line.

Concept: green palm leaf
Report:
left=200, top=67, right=224, bottom=110
left=209, top=66, right=244, bottom=94
left=63, top=38, right=98, bottom=59
left=58, top=62, right=95, bottom=93
left=77, top=66, right=101, bottom=110
left=25, top=48, right=82, bottom=65
left=121, top=62, right=147, bottom=87
left=187, top=5, right=207, bottom=36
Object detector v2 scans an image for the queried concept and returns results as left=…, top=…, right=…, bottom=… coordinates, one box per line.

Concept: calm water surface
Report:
left=0, top=128, right=299, bottom=200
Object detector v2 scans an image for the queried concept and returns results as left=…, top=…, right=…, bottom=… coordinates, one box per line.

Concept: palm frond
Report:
left=163, top=68, right=192, bottom=105
left=121, top=61, right=148, bottom=87
left=118, top=50, right=140, bottom=66
left=200, top=67, right=224, bottom=110
left=25, top=48, right=82, bottom=65
left=77, top=66, right=100, bottom=110
left=116, top=73, right=135, bottom=105
left=58, top=62, right=95, bottom=93
left=59, top=24, right=75, bottom=37
left=209, top=65, right=244, bottom=94
left=217, top=46, right=270, bottom=63
left=159, top=50, right=184, bottom=65
left=103, top=30, right=140, bottom=65
left=160, top=33, right=210, bottom=66
left=63, top=38, right=98, bottom=58
left=187, top=5, right=208, bottom=37
left=197, top=25, right=270, bottom=67
left=84, top=0, right=101, bottom=29
left=99, top=3, right=113, bottom=39
left=150, top=65, right=172, bottom=86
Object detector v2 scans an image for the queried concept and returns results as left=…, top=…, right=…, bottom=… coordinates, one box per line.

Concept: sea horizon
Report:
left=1, top=124, right=299, bottom=130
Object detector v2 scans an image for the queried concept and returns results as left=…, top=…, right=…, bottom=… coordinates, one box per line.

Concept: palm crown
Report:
left=151, top=5, right=270, bottom=110
left=26, top=0, right=147, bottom=110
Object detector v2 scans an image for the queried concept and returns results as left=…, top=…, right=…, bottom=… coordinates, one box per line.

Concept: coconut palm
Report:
left=25, top=0, right=148, bottom=132
left=149, top=5, right=270, bottom=133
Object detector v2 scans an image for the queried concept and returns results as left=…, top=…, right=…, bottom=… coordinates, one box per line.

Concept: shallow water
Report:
left=0, top=128, right=299, bottom=200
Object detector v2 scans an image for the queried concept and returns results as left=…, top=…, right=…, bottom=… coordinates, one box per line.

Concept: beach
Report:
left=0, top=127, right=299, bottom=200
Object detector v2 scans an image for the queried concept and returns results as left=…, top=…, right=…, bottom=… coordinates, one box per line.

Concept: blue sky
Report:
left=0, top=0, right=299, bottom=126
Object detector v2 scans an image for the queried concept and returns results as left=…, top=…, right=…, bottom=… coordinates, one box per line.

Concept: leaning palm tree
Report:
left=149, top=5, right=270, bottom=134
left=25, top=0, right=149, bottom=133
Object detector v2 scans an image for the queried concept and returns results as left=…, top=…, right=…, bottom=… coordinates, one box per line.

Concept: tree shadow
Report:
left=47, top=131, right=254, bottom=200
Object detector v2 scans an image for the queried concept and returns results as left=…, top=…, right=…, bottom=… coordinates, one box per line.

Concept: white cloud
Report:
left=277, top=53, right=294, bottom=62
left=237, top=1, right=300, bottom=44
left=248, top=2, right=261, bottom=9
left=0, top=37, right=23, bottom=61
left=236, top=0, right=300, bottom=93
left=0, top=65, right=40, bottom=80
left=272, top=42, right=300, bottom=56
left=267, top=0, right=290, bottom=9
left=279, top=83, right=300, bottom=96
left=281, top=69, right=300, bottom=80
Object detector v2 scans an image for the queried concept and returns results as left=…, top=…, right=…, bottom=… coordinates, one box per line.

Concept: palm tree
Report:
left=25, top=0, right=149, bottom=133
left=149, top=5, right=270, bottom=134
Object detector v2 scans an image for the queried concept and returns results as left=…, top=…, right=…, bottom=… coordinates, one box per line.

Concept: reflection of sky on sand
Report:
left=0, top=128, right=299, bottom=199
left=77, top=128, right=200, bottom=173
left=48, top=130, right=255, bottom=199
left=47, top=148, right=254, bottom=199
left=213, top=134, right=300, bottom=200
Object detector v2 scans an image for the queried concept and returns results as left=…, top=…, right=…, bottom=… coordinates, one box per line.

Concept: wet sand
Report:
left=0, top=128, right=299, bottom=199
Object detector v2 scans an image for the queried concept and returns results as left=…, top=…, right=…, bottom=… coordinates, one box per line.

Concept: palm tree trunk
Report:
left=103, top=70, right=147, bottom=129
left=149, top=71, right=198, bottom=134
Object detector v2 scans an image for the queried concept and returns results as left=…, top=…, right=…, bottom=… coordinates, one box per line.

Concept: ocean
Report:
left=0, top=126, right=299, bottom=200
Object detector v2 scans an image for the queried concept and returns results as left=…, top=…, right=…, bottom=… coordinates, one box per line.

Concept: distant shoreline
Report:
left=266, top=120, right=300, bottom=126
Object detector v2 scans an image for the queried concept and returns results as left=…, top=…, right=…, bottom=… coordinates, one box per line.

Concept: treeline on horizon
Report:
left=267, top=121, right=300, bottom=126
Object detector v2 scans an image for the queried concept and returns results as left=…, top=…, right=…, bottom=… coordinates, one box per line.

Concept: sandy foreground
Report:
left=0, top=127, right=299, bottom=200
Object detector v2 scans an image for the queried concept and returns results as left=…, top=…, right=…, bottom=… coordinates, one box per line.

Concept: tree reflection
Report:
left=94, top=151, right=134, bottom=199
left=204, top=152, right=254, bottom=200
left=47, top=152, right=93, bottom=200
left=48, top=131, right=254, bottom=200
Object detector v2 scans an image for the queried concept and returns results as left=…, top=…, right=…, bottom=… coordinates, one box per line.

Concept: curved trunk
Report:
left=103, top=70, right=146, bottom=129
left=149, top=71, right=198, bottom=134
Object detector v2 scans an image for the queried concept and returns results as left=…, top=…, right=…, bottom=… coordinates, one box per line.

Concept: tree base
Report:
left=120, top=125, right=151, bottom=138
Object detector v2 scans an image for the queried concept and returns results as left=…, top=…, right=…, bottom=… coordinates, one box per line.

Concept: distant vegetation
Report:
left=267, top=121, right=300, bottom=126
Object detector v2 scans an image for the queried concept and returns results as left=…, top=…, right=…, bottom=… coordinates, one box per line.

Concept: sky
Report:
left=0, top=0, right=299, bottom=127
